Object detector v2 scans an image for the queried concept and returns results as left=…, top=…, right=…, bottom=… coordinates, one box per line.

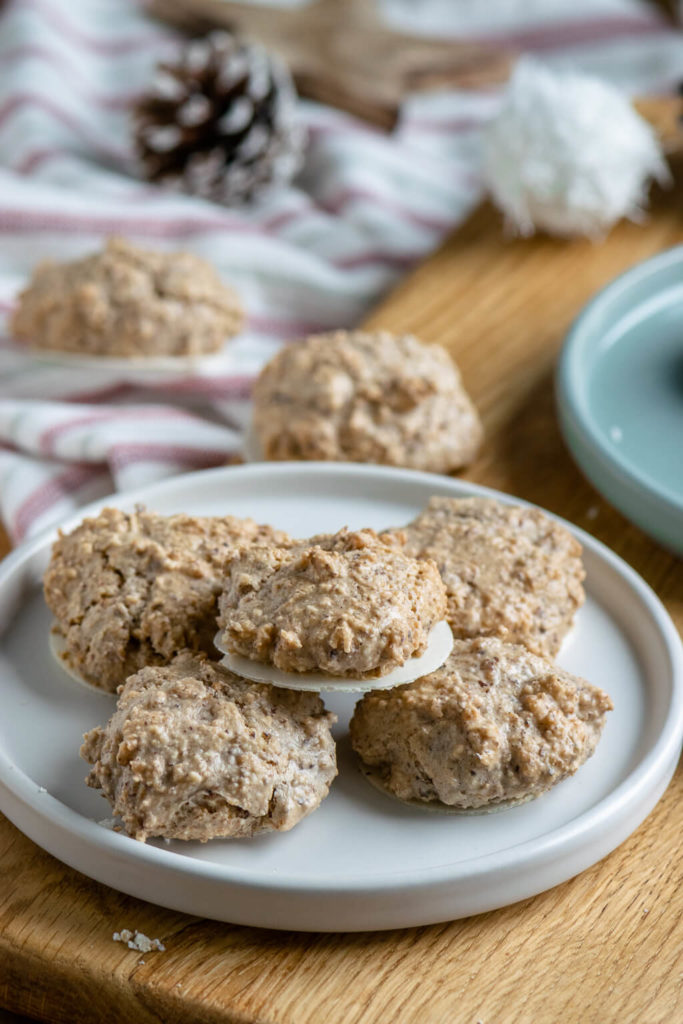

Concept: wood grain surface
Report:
left=2, top=170, right=683, bottom=1023
left=149, top=0, right=512, bottom=130
left=148, top=1, right=681, bottom=134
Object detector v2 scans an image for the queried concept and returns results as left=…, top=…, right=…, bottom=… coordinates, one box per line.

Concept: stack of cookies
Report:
left=351, top=497, right=611, bottom=812
left=43, top=493, right=612, bottom=843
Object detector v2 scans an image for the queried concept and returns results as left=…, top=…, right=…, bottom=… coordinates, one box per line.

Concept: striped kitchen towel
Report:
left=0, top=0, right=681, bottom=541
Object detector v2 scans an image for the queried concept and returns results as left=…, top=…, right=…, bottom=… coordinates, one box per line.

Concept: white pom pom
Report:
left=483, top=60, right=670, bottom=238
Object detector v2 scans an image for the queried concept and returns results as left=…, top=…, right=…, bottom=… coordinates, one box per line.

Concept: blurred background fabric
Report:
left=0, top=0, right=681, bottom=541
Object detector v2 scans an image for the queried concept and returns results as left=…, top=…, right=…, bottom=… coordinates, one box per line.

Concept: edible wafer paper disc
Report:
left=358, top=763, right=536, bottom=815
left=24, top=345, right=232, bottom=376
left=214, top=620, right=454, bottom=693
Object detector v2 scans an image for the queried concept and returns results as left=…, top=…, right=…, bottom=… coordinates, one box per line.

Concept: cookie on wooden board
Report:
left=252, top=330, right=483, bottom=473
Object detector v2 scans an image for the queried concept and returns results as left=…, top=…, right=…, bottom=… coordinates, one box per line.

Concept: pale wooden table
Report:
left=2, top=179, right=683, bottom=1022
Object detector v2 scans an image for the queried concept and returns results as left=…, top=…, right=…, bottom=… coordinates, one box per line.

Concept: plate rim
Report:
left=1, top=462, right=682, bottom=913
left=556, top=242, right=683, bottom=525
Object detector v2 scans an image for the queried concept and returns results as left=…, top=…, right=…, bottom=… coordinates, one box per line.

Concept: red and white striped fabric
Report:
left=0, top=0, right=681, bottom=542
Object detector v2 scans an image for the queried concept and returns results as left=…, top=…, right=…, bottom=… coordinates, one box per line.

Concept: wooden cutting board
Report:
left=3, top=162, right=683, bottom=1023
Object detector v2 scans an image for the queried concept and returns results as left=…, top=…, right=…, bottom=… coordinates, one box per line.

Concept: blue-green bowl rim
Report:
left=556, top=243, right=683, bottom=521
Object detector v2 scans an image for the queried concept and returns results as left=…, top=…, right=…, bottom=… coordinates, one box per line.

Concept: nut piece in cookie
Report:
left=44, top=507, right=289, bottom=693
left=388, top=496, right=585, bottom=658
left=350, top=636, right=613, bottom=811
left=81, top=653, right=337, bottom=841
left=217, top=528, right=447, bottom=678
left=252, top=330, right=482, bottom=473
left=11, top=237, right=243, bottom=357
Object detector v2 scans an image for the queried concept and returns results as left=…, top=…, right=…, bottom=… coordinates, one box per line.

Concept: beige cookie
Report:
left=44, top=506, right=289, bottom=693
left=81, top=652, right=337, bottom=842
left=350, top=636, right=613, bottom=811
left=252, top=330, right=482, bottom=472
left=388, top=496, right=585, bottom=658
left=11, top=237, right=243, bottom=357
left=217, top=527, right=447, bottom=678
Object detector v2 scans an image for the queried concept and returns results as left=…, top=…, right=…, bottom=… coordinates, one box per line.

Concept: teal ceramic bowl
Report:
left=557, top=245, right=683, bottom=556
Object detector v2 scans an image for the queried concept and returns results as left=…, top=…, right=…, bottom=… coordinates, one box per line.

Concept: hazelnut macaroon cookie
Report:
left=11, top=237, right=243, bottom=357
left=388, top=496, right=585, bottom=659
left=81, top=653, right=337, bottom=841
left=251, top=330, right=483, bottom=473
left=350, top=636, right=613, bottom=812
left=44, top=507, right=289, bottom=693
left=216, top=528, right=452, bottom=690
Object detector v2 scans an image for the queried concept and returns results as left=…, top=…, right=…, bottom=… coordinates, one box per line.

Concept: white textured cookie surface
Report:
left=350, top=636, right=613, bottom=811
left=81, top=652, right=338, bottom=842
left=252, top=330, right=483, bottom=472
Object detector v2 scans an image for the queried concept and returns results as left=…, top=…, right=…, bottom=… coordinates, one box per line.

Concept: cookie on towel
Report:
left=11, top=237, right=243, bottom=357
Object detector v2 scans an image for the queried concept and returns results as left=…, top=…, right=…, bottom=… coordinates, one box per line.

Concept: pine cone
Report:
left=133, top=31, right=305, bottom=205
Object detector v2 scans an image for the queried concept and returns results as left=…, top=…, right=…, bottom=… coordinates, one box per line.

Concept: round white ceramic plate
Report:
left=0, top=463, right=681, bottom=933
